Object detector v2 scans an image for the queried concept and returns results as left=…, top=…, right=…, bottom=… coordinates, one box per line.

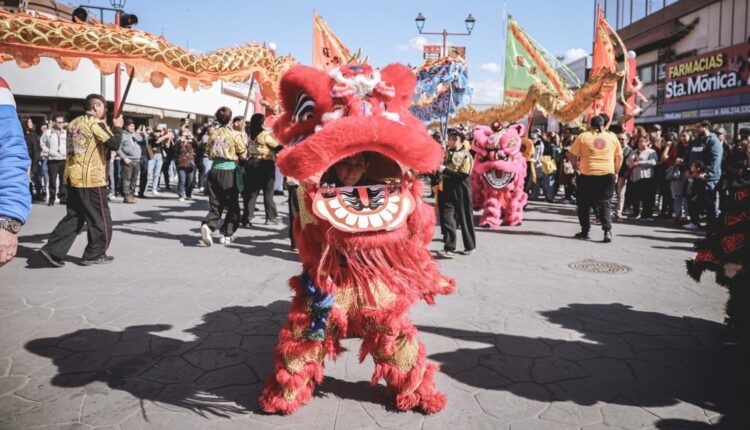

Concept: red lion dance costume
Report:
left=259, top=63, right=455, bottom=414
left=470, top=124, right=528, bottom=227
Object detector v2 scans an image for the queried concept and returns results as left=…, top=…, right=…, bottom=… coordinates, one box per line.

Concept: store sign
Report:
left=664, top=42, right=750, bottom=103
left=423, top=45, right=441, bottom=61
left=663, top=104, right=750, bottom=120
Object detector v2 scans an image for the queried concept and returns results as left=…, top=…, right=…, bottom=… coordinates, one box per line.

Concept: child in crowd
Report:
left=685, top=160, right=707, bottom=230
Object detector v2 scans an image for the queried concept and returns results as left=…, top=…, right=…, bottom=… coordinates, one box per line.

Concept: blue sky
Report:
left=81, top=0, right=597, bottom=104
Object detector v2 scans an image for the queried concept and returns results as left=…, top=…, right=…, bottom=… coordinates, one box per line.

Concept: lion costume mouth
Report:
left=311, top=151, right=415, bottom=233
left=483, top=169, right=515, bottom=189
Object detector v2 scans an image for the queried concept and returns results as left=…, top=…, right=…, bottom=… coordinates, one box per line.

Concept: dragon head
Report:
left=472, top=124, right=526, bottom=190
left=273, top=63, right=441, bottom=244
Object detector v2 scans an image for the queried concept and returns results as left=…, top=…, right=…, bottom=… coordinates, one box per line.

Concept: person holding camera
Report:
left=148, top=125, right=173, bottom=196
left=175, top=129, right=197, bottom=201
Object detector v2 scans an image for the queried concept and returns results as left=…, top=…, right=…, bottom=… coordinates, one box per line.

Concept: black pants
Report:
left=687, top=194, right=703, bottom=225
left=121, top=160, right=140, bottom=198
left=439, top=173, right=476, bottom=252
left=47, top=159, right=67, bottom=203
left=42, top=186, right=112, bottom=260
left=163, top=153, right=174, bottom=189
left=243, top=158, right=278, bottom=223
left=288, top=184, right=299, bottom=248
left=203, top=168, right=240, bottom=237
left=576, top=174, right=615, bottom=233
left=656, top=167, right=672, bottom=215
left=138, top=158, right=149, bottom=197
left=630, top=178, right=656, bottom=219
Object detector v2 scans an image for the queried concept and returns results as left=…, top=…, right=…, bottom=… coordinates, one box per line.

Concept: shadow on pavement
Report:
left=24, top=302, right=744, bottom=427
left=419, top=303, right=743, bottom=428
left=25, top=301, right=290, bottom=419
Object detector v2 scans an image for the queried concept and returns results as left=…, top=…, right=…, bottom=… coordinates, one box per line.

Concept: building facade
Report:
left=599, top=0, right=750, bottom=139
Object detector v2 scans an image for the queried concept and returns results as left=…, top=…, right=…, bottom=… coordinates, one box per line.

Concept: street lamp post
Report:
left=414, top=12, right=475, bottom=57
left=73, top=1, right=137, bottom=112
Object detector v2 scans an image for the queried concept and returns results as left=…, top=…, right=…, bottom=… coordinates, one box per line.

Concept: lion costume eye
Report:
left=293, top=93, right=315, bottom=123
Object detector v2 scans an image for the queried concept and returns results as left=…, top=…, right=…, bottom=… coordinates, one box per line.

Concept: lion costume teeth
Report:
left=259, top=63, right=455, bottom=415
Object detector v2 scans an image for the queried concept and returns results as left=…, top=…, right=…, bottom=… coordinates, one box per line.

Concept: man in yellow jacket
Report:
left=39, top=94, right=123, bottom=267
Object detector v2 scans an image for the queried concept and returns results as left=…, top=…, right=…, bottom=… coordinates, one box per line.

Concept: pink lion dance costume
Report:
left=259, top=63, right=455, bottom=415
left=470, top=124, right=528, bottom=227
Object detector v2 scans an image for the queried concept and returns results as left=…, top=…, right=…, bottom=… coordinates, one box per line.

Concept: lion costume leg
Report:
left=479, top=191, right=502, bottom=228
left=259, top=276, right=343, bottom=414
left=501, top=187, right=527, bottom=226
left=361, top=310, right=447, bottom=414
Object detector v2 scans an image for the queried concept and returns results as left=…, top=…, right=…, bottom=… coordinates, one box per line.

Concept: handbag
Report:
left=541, top=155, right=557, bottom=175
left=665, top=165, right=681, bottom=181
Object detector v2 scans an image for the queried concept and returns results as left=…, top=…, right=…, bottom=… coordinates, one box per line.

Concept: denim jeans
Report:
left=177, top=168, right=195, bottom=198
left=148, top=154, right=163, bottom=192
left=201, top=157, right=212, bottom=189
left=41, top=159, right=49, bottom=193
left=32, top=159, right=46, bottom=197
left=109, top=158, right=122, bottom=196
left=703, top=180, right=718, bottom=227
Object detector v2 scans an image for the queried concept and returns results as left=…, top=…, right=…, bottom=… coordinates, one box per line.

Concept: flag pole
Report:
left=499, top=1, right=508, bottom=103
left=243, top=76, right=256, bottom=122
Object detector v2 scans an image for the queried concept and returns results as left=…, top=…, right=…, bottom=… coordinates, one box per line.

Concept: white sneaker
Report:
left=200, top=224, right=213, bottom=247
left=219, top=235, right=233, bottom=245
left=178, top=197, right=186, bottom=202
left=683, top=223, right=699, bottom=230
left=152, top=189, right=160, bottom=196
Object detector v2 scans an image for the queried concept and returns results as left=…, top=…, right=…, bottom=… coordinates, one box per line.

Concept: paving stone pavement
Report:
left=0, top=191, right=738, bottom=430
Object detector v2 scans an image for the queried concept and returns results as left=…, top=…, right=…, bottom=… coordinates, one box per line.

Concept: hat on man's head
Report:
left=124, top=118, right=135, bottom=126
left=156, top=123, right=167, bottom=131
left=716, top=127, right=726, bottom=135
left=447, top=128, right=465, bottom=139
left=651, top=124, right=662, bottom=131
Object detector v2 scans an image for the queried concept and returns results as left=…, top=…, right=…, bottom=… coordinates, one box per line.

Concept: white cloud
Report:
left=469, top=79, right=504, bottom=105
left=480, top=62, right=502, bottom=73
left=562, top=48, right=588, bottom=64
left=395, top=36, right=428, bottom=52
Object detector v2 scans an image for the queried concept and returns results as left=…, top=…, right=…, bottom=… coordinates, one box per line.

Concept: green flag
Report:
left=504, top=17, right=574, bottom=105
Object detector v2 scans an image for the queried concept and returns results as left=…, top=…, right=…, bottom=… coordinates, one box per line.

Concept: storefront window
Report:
left=638, top=64, right=655, bottom=83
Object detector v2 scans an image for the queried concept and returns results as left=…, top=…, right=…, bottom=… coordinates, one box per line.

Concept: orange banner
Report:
left=312, top=11, right=352, bottom=71
left=588, top=5, right=618, bottom=120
